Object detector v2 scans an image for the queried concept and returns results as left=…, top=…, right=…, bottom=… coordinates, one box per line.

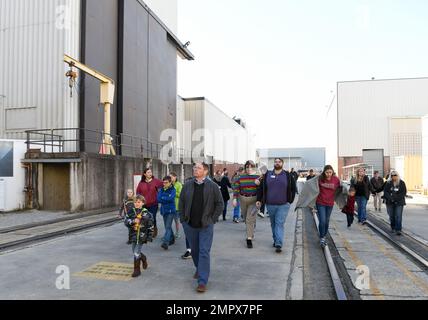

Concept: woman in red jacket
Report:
left=136, top=168, right=163, bottom=238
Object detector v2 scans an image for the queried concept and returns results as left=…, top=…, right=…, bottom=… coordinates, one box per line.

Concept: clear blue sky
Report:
left=177, top=0, right=428, bottom=149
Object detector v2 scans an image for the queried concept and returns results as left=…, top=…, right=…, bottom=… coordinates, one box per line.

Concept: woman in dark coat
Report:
left=383, top=170, right=407, bottom=235
left=213, top=170, right=232, bottom=220
left=350, top=167, right=372, bottom=224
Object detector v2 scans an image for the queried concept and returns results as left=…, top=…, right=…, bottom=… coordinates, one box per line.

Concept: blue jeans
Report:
left=233, top=200, right=240, bottom=219
left=355, top=196, right=368, bottom=222
left=182, top=222, right=214, bottom=286
left=162, top=214, right=175, bottom=245
left=386, top=204, right=403, bottom=231
left=146, top=205, right=159, bottom=226
left=266, top=204, right=291, bottom=248
left=222, top=200, right=228, bottom=219
left=316, top=204, right=333, bottom=239
left=132, top=243, right=143, bottom=259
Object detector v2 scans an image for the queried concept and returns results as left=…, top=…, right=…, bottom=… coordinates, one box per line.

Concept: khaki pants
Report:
left=239, top=195, right=258, bottom=240
left=373, top=192, right=383, bottom=210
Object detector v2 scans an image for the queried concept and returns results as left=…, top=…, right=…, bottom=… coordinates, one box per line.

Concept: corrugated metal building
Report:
left=423, top=115, right=428, bottom=193
left=337, top=78, right=428, bottom=179
left=0, top=0, right=81, bottom=140
left=0, top=0, right=193, bottom=154
left=177, top=97, right=256, bottom=167
left=0, top=0, right=195, bottom=212
left=257, top=148, right=326, bottom=172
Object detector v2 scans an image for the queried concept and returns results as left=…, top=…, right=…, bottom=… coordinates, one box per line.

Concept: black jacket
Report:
left=291, top=171, right=298, bottom=183
left=124, top=207, right=154, bottom=244
left=350, top=176, right=372, bottom=200
left=257, top=170, right=297, bottom=205
left=383, top=180, right=407, bottom=206
left=370, top=176, right=385, bottom=194
left=179, top=178, right=224, bottom=228
left=119, top=198, right=134, bottom=216
left=213, top=176, right=232, bottom=201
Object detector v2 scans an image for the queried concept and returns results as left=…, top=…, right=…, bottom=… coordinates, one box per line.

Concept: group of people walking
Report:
left=297, top=165, right=408, bottom=248
left=119, top=161, right=408, bottom=293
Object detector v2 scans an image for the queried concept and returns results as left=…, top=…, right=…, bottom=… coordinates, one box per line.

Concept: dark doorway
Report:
left=43, top=164, right=70, bottom=211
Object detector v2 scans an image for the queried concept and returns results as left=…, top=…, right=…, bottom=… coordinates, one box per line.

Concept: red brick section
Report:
left=338, top=156, right=390, bottom=179
left=337, top=156, right=363, bottom=179
left=383, top=156, right=391, bottom=177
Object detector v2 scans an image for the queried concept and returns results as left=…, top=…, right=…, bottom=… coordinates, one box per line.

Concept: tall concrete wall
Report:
left=69, top=153, right=193, bottom=212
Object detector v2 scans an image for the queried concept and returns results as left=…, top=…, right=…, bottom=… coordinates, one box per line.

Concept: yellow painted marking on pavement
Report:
left=332, top=221, right=384, bottom=300
left=74, top=261, right=135, bottom=282
left=361, top=226, right=428, bottom=295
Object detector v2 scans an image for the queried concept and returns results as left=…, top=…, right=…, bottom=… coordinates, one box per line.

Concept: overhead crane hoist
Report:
left=64, top=54, right=116, bottom=155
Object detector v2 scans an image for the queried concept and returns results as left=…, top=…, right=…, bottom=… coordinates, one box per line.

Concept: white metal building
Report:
left=423, top=115, right=428, bottom=192
left=177, top=97, right=256, bottom=165
left=336, top=77, right=428, bottom=178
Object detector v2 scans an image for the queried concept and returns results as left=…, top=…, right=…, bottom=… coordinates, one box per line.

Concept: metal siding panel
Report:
left=389, top=118, right=422, bottom=157
left=0, top=0, right=80, bottom=143
left=82, top=0, right=118, bottom=153
left=184, top=99, right=204, bottom=156
left=148, top=13, right=177, bottom=145
left=121, top=0, right=149, bottom=156
left=203, top=99, right=250, bottom=164
left=176, top=96, right=185, bottom=149
left=422, top=116, right=428, bottom=189
left=338, top=79, right=428, bottom=157
left=363, top=149, right=384, bottom=177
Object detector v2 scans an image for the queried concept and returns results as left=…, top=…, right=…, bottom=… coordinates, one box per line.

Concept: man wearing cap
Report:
left=370, top=171, right=385, bottom=212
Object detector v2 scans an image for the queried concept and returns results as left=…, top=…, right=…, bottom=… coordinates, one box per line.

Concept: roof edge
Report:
left=137, top=0, right=194, bottom=60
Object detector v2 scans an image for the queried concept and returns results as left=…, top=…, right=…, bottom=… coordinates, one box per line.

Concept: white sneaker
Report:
left=257, top=211, right=265, bottom=218
left=320, top=238, right=327, bottom=248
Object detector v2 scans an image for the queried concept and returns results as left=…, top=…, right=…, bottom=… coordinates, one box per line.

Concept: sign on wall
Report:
left=133, top=174, right=142, bottom=195
left=0, top=141, right=14, bottom=177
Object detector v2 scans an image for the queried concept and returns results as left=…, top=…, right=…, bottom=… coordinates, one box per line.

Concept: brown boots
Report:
left=132, top=256, right=141, bottom=278
left=140, top=253, right=148, bottom=270
left=153, top=226, right=158, bottom=238
left=132, top=254, right=148, bottom=278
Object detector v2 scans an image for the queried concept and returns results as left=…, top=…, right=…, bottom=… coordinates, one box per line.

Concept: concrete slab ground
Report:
left=366, top=202, right=428, bottom=244
left=329, top=209, right=428, bottom=300
left=0, top=210, right=70, bottom=229
left=0, top=207, right=118, bottom=231
left=0, top=204, right=302, bottom=300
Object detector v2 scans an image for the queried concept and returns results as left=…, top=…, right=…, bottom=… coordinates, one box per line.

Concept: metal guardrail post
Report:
left=51, top=129, right=54, bottom=153
left=26, top=131, right=30, bottom=151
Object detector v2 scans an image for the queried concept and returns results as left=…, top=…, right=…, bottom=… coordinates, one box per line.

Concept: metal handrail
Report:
left=25, top=128, right=192, bottom=162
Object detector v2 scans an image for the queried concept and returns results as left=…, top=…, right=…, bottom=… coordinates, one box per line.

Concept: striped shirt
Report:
left=233, top=174, right=259, bottom=198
